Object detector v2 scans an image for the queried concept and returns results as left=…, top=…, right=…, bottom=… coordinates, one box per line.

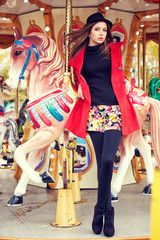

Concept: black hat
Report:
left=85, top=12, right=112, bottom=29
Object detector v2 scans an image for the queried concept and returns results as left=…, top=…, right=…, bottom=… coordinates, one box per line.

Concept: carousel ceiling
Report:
left=0, top=0, right=159, bottom=36
left=0, top=0, right=159, bottom=15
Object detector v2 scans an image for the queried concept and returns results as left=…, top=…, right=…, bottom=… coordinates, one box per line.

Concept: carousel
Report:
left=0, top=0, right=160, bottom=240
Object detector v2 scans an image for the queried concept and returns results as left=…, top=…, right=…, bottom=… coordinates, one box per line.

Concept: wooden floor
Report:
left=0, top=237, right=150, bottom=240
left=0, top=169, right=151, bottom=240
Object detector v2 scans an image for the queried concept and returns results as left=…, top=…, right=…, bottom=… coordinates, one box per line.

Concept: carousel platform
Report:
left=0, top=168, right=150, bottom=240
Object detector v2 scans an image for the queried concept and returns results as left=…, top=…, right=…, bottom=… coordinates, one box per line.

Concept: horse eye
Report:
left=15, top=51, right=22, bottom=56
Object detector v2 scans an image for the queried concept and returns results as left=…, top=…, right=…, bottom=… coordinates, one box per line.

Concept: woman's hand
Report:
left=78, top=84, right=84, bottom=100
left=124, top=79, right=131, bottom=95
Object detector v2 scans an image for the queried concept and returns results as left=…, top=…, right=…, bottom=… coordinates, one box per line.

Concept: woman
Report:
left=65, top=12, right=139, bottom=237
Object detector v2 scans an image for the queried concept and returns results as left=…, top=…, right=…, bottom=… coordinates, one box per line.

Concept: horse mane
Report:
left=25, top=33, right=64, bottom=89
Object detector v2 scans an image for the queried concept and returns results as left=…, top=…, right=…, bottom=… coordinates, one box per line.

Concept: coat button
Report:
left=118, top=67, right=122, bottom=70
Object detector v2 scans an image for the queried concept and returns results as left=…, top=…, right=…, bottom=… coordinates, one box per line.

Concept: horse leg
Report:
left=0, top=126, right=6, bottom=158
left=6, top=134, right=18, bottom=164
left=14, top=126, right=63, bottom=183
left=7, top=146, right=49, bottom=206
left=111, top=136, right=135, bottom=201
left=132, top=133, right=154, bottom=195
left=7, top=171, right=29, bottom=206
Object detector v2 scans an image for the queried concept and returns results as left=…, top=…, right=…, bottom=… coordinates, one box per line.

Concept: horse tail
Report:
left=148, top=97, right=160, bottom=165
left=5, top=118, right=21, bottom=146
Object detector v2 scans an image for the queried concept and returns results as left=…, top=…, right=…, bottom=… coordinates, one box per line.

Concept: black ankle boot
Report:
left=92, top=204, right=104, bottom=234
left=103, top=207, right=115, bottom=237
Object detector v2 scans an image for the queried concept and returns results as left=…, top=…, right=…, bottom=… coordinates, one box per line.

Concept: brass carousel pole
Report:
left=142, top=27, right=146, bottom=92
left=64, top=0, right=72, bottom=73
left=64, top=0, right=83, bottom=204
left=52, top=0, right=80, bottom=227
left=63, top=0, right=77, bottom=96
left=63, top=0, right=72, bottom=190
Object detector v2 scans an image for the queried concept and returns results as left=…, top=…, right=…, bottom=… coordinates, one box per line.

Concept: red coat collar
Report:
left=69, top=42, right=124, bottom=71
left=69, top=46, right=86, bottom=71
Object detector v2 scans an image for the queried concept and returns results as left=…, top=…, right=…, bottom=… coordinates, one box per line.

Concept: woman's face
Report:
left=88, top=21, right=107, bottom=46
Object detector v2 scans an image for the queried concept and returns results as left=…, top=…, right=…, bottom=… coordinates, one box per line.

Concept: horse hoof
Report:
left=0, top=163, right=12, bottom=169
left=7, top=158, right=14, bottom=164
left=111, top=193, right=118, bottom=202
left=2, top=156, right=8, bottom=161
left=7, top=195, right=23, bottom=206
left=142, top=184, right=152, bottom=195
left=40, top=171, right=55, bottom=183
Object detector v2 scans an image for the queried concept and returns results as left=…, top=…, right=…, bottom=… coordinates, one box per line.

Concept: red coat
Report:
left=65, top=42, right=140, bottom=139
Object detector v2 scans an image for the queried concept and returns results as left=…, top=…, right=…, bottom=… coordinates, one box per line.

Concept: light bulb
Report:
left=45, top=26, right=50, bottom=32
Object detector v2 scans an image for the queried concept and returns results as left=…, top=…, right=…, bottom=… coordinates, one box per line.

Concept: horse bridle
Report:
left=14, top=37, right=39, bottom=80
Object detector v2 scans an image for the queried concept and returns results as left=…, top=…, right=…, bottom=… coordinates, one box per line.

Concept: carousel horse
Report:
left=0, top=77, right=21, bottom=165
left=6, top=31, right=77, bottom=205
left=6, top=31, right=160, bottom=206
left=111, top=79, right=160, bottom=201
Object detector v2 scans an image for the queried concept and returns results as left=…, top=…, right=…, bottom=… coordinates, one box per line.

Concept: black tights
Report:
left=88, top=130, right=122, bottom=211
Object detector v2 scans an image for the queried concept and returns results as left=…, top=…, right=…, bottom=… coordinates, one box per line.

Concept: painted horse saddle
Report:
left=27, top=89, right=73, bottom=129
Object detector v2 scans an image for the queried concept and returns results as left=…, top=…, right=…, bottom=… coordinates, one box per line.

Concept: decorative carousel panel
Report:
left=57, top=16, right=84, bottom=59
left=111, top=18, right=128, bottom=55
left=26, top=20, right=44, bottom=35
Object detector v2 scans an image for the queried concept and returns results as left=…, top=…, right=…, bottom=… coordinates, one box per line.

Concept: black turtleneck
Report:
left=81, top=44, right=118, bottom=106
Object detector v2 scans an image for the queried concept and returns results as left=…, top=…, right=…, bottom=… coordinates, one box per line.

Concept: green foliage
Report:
left=0, top=47, right=11, bottom=79
left=146, top=41, right=159, bottom=90
left=147, top=41, right=158, bottom=62
left=133, top=40, right=159, bottom=93
left=0, top=47, right=27, bottom=105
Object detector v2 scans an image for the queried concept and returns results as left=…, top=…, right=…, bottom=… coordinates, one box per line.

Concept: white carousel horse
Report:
left=6, top=31, right=160, bottom=206
left=0, top=78, right=21, bottom=165
left=111, top=79, right=160, bottom=201
left=6, top=31, right=77, bottom=205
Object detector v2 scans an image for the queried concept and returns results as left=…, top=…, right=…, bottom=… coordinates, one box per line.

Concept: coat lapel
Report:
left=69, top=46, right=86, bottom=72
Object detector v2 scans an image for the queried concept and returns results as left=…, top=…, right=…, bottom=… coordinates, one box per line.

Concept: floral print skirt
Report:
left=87, top=105, right=121, bottom=132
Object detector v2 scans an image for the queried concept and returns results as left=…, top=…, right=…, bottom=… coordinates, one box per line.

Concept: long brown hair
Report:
left=66, top=22, right=113, bottom=59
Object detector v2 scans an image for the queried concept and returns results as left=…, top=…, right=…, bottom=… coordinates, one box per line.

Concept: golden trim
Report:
left=0, top=13, right=22, bottom=36
left=28, top=0, right=55, bottom=41
left=124, top=9, right=159, bottom=79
